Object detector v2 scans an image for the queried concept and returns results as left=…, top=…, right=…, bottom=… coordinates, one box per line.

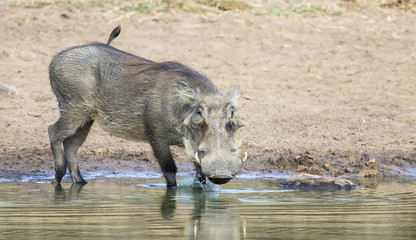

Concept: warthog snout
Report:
left=194, top=152, right=248, bottom=184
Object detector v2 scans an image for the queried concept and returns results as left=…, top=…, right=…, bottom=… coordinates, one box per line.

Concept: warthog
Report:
left=48, top=26, right=247, bottom=187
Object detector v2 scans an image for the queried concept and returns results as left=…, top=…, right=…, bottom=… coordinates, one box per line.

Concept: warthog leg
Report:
left=149, top=138, right=178, bottom=187
left=48, top=109, right=93, bottom=185
left=63, top=120, right=93, bottom=185
left=48, top=121, right=67, bottom=183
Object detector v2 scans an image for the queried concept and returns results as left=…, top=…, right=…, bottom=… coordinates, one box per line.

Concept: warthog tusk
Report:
left=194, top=152, right=201, bottom=166
left=242, top=152, right=248, bottom=162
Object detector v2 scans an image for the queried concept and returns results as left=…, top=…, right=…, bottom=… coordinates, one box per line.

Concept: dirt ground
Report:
left=1, top=0, right=415, bottom=181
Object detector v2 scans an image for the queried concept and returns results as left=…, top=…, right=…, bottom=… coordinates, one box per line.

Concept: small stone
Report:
left=323, top=162, right=334, bottom=171
left=0, top=50, right=9, bottom=58
left=308, top=165, right=323, bottom=175
left=365, top=159, right=379, bottom=169
left=0, top=84, right=17, bottom=95
left=349, top=155, right=357, bottom=163
left=334, top=169, right=345, bottom=177
left=344, top=168, right=354, bottom=173
left=27, top=112, right=41, bottom=117
left=358, top=159, right=381, bottom=177
left=296, top=165, right=307, bottom=172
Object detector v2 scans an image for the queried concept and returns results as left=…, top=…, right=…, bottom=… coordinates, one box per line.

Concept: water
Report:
left=0, top=176, right=415, bottom=240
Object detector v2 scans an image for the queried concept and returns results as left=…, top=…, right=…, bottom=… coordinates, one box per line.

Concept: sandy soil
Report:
left=1, top=0, right=415, bottom=181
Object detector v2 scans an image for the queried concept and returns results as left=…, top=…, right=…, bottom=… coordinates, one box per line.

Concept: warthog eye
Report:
left=191, top=106, right=205, bottom=126
left=196, top=106, right=204, bottom=116
left=226, top=106, right=237, bottom=133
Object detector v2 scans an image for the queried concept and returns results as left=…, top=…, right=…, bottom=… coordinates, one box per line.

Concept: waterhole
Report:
left=0, top=175, right=415, bottom=239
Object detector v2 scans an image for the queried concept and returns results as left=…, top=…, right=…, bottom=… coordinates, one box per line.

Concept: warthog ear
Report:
left=177, top=81, right=200, bottom=104
left=227, top=86, right=240, bottom=106
left=227, top=86, right=247, bottom=128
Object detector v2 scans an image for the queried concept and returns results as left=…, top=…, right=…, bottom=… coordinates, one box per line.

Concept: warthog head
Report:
left=178, top=81, right=247, bottom=184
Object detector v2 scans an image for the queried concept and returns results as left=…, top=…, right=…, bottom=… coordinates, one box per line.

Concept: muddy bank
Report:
left=1, top=147, right=415, bottom=181
left=1, top=1, right=416, bottom=181
left=244, top=148, right=416, bottom=177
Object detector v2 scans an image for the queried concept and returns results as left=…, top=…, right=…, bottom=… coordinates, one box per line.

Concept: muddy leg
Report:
left=195, top=162, right=206, bottom=185
left=150, top=140, right=177, bottom=188
left=48, top=121, right=68, bottom=183
left=63, top=120, right=94, bottom=185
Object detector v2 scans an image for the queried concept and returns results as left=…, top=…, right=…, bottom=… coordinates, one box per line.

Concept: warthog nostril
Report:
left=208, top=175, right=233, bottom=185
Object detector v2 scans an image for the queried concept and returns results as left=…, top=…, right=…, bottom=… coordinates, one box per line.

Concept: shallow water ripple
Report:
left=0, top=177, right=415, bottom=239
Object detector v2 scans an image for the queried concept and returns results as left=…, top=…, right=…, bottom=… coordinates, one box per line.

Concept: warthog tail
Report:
left=106, top=25, right=121, bottom=45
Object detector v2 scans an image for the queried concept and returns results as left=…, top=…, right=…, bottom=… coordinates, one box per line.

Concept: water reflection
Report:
left=356, top=177, right=380, bottom=190
left=184, top=190, right=241, bottom=240
left=50, top=181, right=243, bottom=239
left=0, top=177, right=415, bottom=239
left=157, top=187, right=243, bottom=239
left=161, top=188, right=176, bottom=219
left=53, top=183, right=84, bottom=202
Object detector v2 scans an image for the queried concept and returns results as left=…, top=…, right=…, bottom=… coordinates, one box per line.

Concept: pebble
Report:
left=0, top=84, right=17, bottom=95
